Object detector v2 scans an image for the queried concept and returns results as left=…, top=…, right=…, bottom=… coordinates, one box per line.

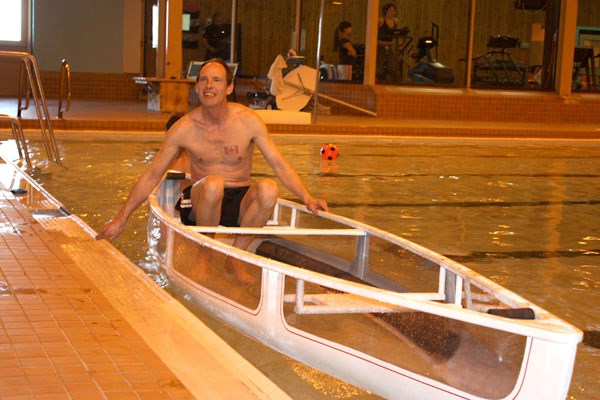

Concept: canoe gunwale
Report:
left=148, top=177, right=582, bottom=345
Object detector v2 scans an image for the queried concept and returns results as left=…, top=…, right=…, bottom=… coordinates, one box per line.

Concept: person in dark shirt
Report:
left=333, top=21, right=357, bottom=80
left=377, top=3, right=401, bottom=81
left=202, top=12, right=229, bottom=60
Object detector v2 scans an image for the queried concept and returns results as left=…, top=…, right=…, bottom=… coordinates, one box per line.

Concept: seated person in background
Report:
left=334, top=21, right=357, bottom=81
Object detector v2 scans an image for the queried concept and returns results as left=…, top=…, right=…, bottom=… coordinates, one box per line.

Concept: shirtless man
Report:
left=96, top=59, right=328, bottom=282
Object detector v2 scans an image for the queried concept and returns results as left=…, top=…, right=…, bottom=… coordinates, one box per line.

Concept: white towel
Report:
left=267, top=55, right=288, bottom=95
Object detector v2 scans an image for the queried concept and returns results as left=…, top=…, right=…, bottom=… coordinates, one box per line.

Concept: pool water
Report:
left=24, top=135, right=599, bottom=400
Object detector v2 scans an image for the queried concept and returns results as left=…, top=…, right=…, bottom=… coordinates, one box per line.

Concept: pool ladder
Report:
left=0, top=115, right=31, bottom=168
left=57, top=59, right=71, bottom=119
left=0, top=51, right=61, bottom=165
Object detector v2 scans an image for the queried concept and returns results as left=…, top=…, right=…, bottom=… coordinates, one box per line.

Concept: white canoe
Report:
left=148, top=172, right=582, bottom=400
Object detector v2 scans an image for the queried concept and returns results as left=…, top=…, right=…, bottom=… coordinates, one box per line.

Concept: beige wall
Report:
left=123, top=0, right=144, bottom=75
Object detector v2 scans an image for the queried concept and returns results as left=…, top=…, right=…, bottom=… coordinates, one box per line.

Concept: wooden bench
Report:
left=133, top=77, right=195, bottom=113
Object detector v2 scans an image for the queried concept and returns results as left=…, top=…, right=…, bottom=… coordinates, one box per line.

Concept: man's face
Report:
left=196, top=62, right=233, bottom=106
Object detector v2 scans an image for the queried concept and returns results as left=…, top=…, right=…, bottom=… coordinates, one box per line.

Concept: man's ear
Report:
left=227, top=83, right=234, bottom=95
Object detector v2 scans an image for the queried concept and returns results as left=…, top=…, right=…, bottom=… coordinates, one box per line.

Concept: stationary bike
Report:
left=409, top=23, right=454, bottom=84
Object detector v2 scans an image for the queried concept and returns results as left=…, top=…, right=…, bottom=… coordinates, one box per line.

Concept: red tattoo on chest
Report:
left=223, top=145, right=239, bottom=155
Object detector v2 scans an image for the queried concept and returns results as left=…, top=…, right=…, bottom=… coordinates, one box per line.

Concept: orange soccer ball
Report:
left=320, top=143, right=339, bottom=160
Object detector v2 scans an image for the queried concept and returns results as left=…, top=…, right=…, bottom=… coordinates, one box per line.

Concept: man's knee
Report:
left=193, top=175, right=225, bottom=204
left=255, top=179, right=278, bottom=207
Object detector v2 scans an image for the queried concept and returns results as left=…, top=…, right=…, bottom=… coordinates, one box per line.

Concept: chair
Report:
left=320, top=63, right=337, bottom=81
left=572, top=46, right=597, bottom=91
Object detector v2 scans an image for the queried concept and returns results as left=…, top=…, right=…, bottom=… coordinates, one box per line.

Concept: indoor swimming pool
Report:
left=18, top=135, right=600, bottom=400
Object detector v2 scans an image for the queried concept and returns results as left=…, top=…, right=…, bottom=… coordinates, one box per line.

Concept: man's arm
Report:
left=95, top=136, right=181, bottom=241
left=251, top=116, right=328, bottom=214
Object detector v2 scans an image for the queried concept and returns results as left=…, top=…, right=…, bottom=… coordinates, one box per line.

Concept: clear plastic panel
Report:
left=147, top=214, right=166, bottom=260
left=367, top=234, right=441, bottom=292
left=283, top=276, right=526, bottom=399
left=267, top=207, right=443, bottom=294
left=170, top=232, right=261, bottom=310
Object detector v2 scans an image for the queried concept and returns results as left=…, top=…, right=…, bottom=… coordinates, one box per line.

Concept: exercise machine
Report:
left=409, top=23, right=454, bottom=84
left=471, top=35, right=541, bottom=87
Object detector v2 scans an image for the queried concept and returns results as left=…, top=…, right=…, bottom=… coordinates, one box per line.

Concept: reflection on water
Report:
left=26, top=136, right=599, bottom=400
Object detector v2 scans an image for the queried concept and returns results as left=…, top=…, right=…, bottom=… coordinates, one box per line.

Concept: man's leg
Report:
left=235, top=178, right=279, bottom=249
left=190, top=176, right=224, bottom=226
left=226, top=179, right=279, bottom=284
left=184, top=176, right=225, bottom=284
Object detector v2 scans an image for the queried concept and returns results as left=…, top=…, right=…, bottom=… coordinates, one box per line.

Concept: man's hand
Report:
left=95, top=217, right=126, bottom=242
left=306, top=198, right=329, bottom=216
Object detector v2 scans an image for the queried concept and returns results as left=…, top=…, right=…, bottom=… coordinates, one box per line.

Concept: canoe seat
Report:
left=284, top=292, right=440, bottom=315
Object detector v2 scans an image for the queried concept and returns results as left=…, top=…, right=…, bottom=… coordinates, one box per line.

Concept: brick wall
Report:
left=373, top=86, right=600, bottom=124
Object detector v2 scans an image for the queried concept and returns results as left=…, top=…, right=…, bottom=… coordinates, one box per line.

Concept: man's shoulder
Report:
left=229, top=102, right=251, bottom=112
left=230, top=103, right=262, bottom=122
left=175, top=111, right=200, bottom=128
left=166, top=112, right=201, bottom=138
left=228, top=104, right=268, bottom=136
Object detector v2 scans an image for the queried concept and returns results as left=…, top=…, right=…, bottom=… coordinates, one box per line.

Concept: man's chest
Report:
left=188, top=135, right=251, bottom=164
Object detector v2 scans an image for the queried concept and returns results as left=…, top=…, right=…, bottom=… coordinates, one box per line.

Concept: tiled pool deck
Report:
left=0, top=160, right=291, bottom=400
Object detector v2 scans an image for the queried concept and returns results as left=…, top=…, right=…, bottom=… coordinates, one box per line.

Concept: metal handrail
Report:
left=17, top=65, right=30, bottom=118
left=0, top=51, right=61, bottom=164
left=57, top=59, right=71, bottom=118
left=0, top=114, right=32, bottom=168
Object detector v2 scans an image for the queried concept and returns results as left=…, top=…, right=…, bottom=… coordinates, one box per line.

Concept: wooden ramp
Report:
left=0, top=162, right=291, bottom=400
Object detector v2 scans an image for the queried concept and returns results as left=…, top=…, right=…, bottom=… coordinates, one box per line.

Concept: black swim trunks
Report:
left=175, top=185, right=250, bottom=227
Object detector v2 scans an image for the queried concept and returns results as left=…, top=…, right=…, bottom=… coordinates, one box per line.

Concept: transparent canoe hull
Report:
left=149, top=173, right=582, bottom=400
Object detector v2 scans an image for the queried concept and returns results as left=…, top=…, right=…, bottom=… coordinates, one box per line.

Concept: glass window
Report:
left=471, top=0, right=553, bottom=90
left=176, top=1, right=570, bottom=92
left=574, top=0, right=600, bottom=92
left=0, top=0, right=22, bottom=42
left=375, top=0, right=470, bottom=87
left=306, top=0, right=368, bottom=82
left=236, top=0, right=289, bottom=76
left=152, top=5, right=159, bottom=49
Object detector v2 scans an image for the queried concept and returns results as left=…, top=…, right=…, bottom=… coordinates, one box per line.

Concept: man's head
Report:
left=196, top=58, right=233, bottom=85
left=195, top=59, right=234, bottom=105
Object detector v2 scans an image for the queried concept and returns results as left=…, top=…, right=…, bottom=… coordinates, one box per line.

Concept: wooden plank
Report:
left=142, top=80, right=190, bottom=113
